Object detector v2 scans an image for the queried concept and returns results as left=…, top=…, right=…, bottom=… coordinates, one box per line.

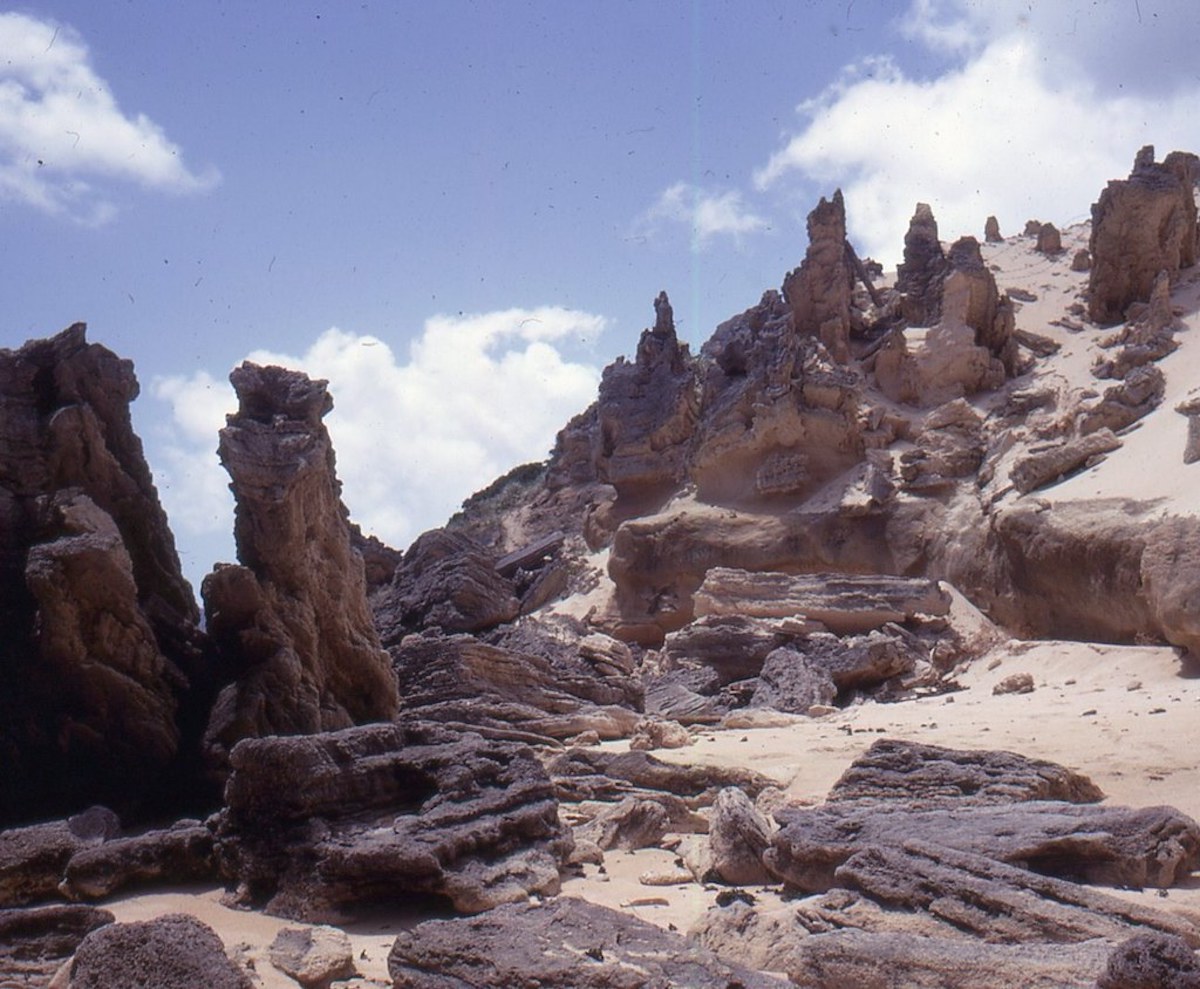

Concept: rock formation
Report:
left=984, top=215, right=1002, bottom=242
left=1088, top=145, right=1200, bottom=323
left=213, top=721, right=572, bottom=919
left=201, top=363, right=399, bottom=773
left=897, top=203, right=947, bottom=326
left=783, top=190, right=854, bottom=362
left=0, top=904, right=114, bottom=986
left=0, top=325, right=209, bottom=824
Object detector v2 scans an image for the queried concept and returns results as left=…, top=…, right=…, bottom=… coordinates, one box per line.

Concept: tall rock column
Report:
left=783, top=190, right=853, bottom=362
left=202, top=363, right=399, bottom=773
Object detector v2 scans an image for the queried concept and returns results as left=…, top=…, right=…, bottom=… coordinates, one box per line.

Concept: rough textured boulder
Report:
left=387, top=896, right=789, bottom=988
left=387, top=626, right=641, bottom=742
left=827, top=739, right=1104, bottom=805
left=373, top=528, right=519, bottom=636
left=60, top=820, right=215, bottom=901
left=898, top=399, right=986, bottom=493
left=213, top=721, right=572, bottom=919
left=201, top=363, right=399, bottom=773
left=68, top=913, right=252, bottom=989
left=1088, top=145, right=1200, bottom=323
left=269, top=926, right=356, bottom=989
left=0, top=807, right=119, bottom=907
left=0, top=904, right=113, bottom=987
left=574, top=794, right=704, bottom=851
left=1009, top=429, right=1121, bottom=494
left=767, top=800, right=1200, bottom=892
left=783, top=189, right=853, bottom=362
left=708, top=787, right=774, bottom=885
left=1098, top=933, right=1200, bottom=989
left=0, top=325, right=208, bottom=823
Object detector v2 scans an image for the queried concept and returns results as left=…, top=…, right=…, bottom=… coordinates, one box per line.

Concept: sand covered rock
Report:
left=213, top=721, right=571, bottom=919
left=201, top=364, right=399, bottom=773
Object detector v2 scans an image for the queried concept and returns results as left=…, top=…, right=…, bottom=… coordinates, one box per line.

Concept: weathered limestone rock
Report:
left=269, top=926, right=355, bottom=989
left=898, top=399, right=986, bottom=492
left=897, top=203, right=947, bottom=326
left=1088, top=145, right=1200, bottom=323
left=993, top=671, right=1035, bottom=695
left=749, top=646, right=836, bottom=713
left=0, top=904, right=113, bottom=987
left=1035, top=222, right=1062, bottom=254
left=388, top=627, right=640, bottom=742
left=783, top=190, right=854, bottom=362
left=984, top=215, right=1003, bottom=242
left=387, top=897, right=789, bottom=988
left=785, top=930, right=1112, bottom=989
left=1098, top=933, right=1200, bottom=989
left=1080, top=364, right=1165, bottom=435
left=373, top=528, right=519, bottom=637
left=1009, top=428, right=1122, bottom=493
left=0, top=325, right=207, bottom=823
left=547, top=747, right=776, bottom=808
left=1072, top=248, right=1091, bottom=271
left=767, top=801, right=1200, bottom=892
left=593, top=291, right=699, bottom=495
left=1093, top=269, right=1180, bottom=379
left=628, top=716, right=693, bottom=751
left=201, top=364, right=399, bottom=773
left=60, top=821, right=215, bottom=901
left=574, top=794, right=704, bottom=851
left=693, top=569, right=950, bottom=632
left=827, top=739, right=1103, bottom=805
left=1179, top=395, right=1200, bottom=463
left=68, top=913, right=252, bottom=989
left=709, top=787, right=774, bottom=885
left=0, top=807, right=119, bottom=907
left=213, top=721, right=571, bottom=919
left=663, top=616, right=794, bottom=684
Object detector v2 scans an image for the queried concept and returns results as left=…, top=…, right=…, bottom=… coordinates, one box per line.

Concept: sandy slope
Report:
left=101, top=227, right=1200, bottom=984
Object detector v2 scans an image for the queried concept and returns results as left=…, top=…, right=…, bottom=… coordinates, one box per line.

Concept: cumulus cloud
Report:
left=639, top=182, right=769, bottom=250
left=756, top=0, right=1200, bottom=266
left=149, top=307, right=604, bottom=578
left=0, top=12, right=217, bottom=223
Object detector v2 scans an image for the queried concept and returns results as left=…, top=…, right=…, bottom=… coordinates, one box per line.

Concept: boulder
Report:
left=373, top=528, right=519, bottom=637
left=0, top=905, right=113, bottom=987
left=387, top=896, right=789, bottom=988
left=749, top=646, right=836, bottom=714
left=0, top=807, right=119, bottom=907
left=708, top=787, right=774, bottom=885
left=1098, top=933, right=1200, bottom=989
left=662, top=615, right=792, bottom=685
left=1079, top=364, right=1165, bottom=435
left=201, top=364, right=399, bottom=774
left=269, top=926, right=356, bottom=989
left=984, top=215, right=1003, bottom=242
left=60, top=821, right=215, bottom=901
left=1088, top=145, right=1200, bottom=324
left=574, top=795, right=704, bottom=851
left=766, top=801, right=1200, bottom=892
left=826, top=739, right=1104, bottom=805
left=0, top=326, right=208, bottom=823
left=628, top=717, right=693, bottom=751
left=1009, top=429, right=1122, bottom=494
left=67, top=913, right=252, bottom=989
left=1035, top=223, right=1062, bottom=254
left=213, top=721, right=571, bottom=919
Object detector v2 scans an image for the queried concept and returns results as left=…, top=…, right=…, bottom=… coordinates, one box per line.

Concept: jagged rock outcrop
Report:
left=897, top=203, right=947, bottom=326
left=0, top=904, right=114, bottom=987
left=387, top=897, right=789, bottom=988
left=1079, top=364, right=1165, bottom=434
left=213, top=721, right=572, bottom=919
left=0, top=325, right=209, bottom=823
left=1009, top=428, right=1122, bottom=493
left=201, top=363, right=399, bottom=774
left=67, top=913, right=252, bottom=989
left=1088, top=145, right=1200, bottom=323
left=708, top=786, right=774, bottom=885
left=783, top=190, right=854, bottom=362
left=984, top=215, right=1002, bottom=242
left=1093, top=269, right=1180, bottom=379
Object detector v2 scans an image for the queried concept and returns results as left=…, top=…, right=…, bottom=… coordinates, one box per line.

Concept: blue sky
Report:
left=2, top=1, right=1197, bottom=592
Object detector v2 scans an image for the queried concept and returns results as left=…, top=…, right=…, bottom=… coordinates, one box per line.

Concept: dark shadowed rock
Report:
left=68, top=913, right=252, bottom=989
left=201, top=363, right=399, bottom=774
left=0, top=326, right=209, bottom=823
left=1088, top=145, right=1200, bottom=323
left=0, top=808, right=118, bottom=907
left=897, top=203, right=947, bottom=326
left=767, top=800, right=1200, bottom=892
left=387, top=896, right=789, bottom=988
left=1098, top=933, right=1200, bottom=989
left=827, top=739, right=1104, bottom=805
left=373, top=528, right=519, bottom=637
left=60, top=820, right=215, bottom=901
left=214, top=721, right=571, bottom=919
left=0, top=904, right=113, bottom=987
left=749, top=647, right=836, bottom=713
left=1035, top=223, right=1062, bottom=254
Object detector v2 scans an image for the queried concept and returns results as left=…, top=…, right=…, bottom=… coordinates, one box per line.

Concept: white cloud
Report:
left=149, top=308, right=604, bottom=577
left=640, top=182, right=769, bottom=250
left=0, top=12, right=217, bottom=223
left=756, top=1, right=1200, bottom=267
